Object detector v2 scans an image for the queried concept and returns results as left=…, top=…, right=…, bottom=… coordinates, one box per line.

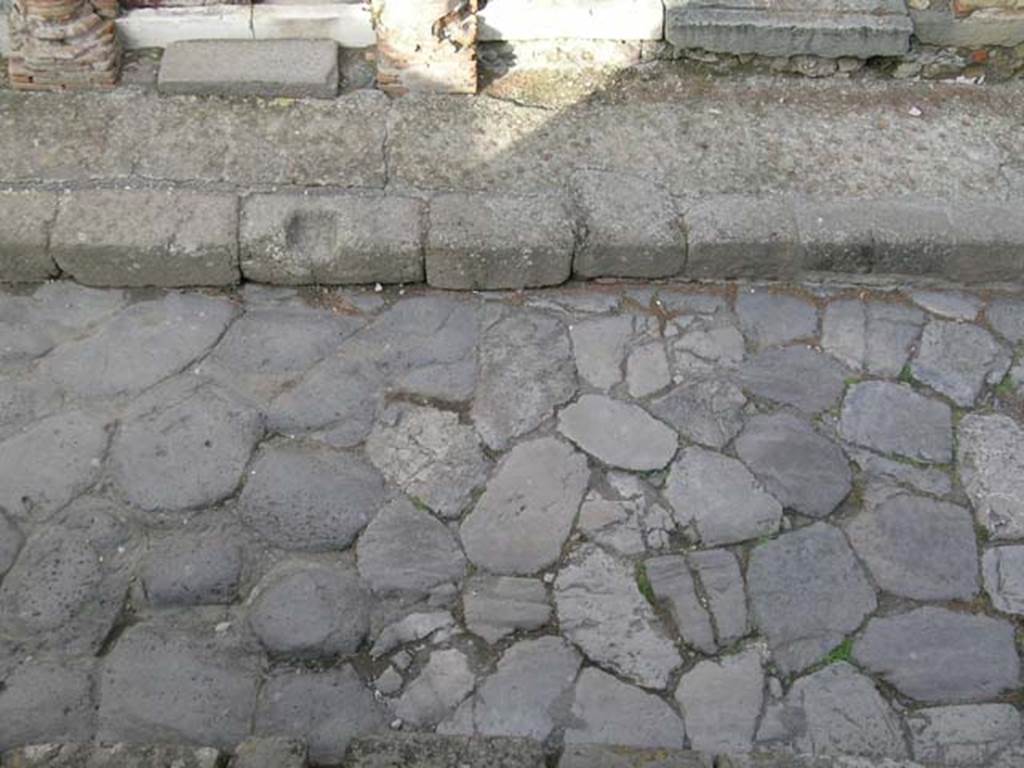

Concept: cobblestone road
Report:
left=1, top=280, right=1024, bottom=766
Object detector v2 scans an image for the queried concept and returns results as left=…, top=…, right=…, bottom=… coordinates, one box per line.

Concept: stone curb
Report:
left=1, top=189, right=1022, bottom=287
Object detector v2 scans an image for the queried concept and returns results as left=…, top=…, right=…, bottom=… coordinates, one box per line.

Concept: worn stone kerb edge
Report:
left=0, top=188, right=1021, bottom=287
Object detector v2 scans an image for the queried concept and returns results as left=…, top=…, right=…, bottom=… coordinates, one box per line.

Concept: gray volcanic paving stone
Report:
left=674, top=648, right=764, bottom=754
left=845, top=492, right=979, bottom=601
left=646, top=554, right=716, bottom=654
left=570, top=314, right=653, bottom=391
left=0, top=191, right=59, bottom=281
left=460, top=437, right=588, bottom=575
left=0, top=409, right=108, bottom=520
left=689, top=549, right=749, bottom=646
left=735, top=411, right=852, bottom=518
left=254, top=667, right=386, bottom=764
left=41, top=293, right=238, bottom=398
left=367, top=403, right=491, bottom=520
left=822, top=300, right=924, bottom=377
left=958, top=414, right=1024, bottom=540
left=748, top=523, right=876, bottom=675
left=739, top=346, right=848, bottom=414
left=578, top=491, right=647, bottom=556
left=238, top=443, right=385, bottom=551
left=111, top=378, right=263, bottom=512
left=557, top=395, right=678, bottom=471
left=472, top=310, right=577, bottom=450
left=357, top=497, right=467, bottom=596
left=555, top=544, right=681, bottom=689
left=0, top=510, right=22, bottom=576
left=785, top=662, right=908, bottom=760
left=649, top=377, right=747, bottom=450
left=370, top=611, right=455, bottom=658
left=983, top=546, right=1024, bottom=615
left=839, top=381, right=953, bottom=464
left=463, top=575, right=551, bottom=643
left=143, top=532, right=243, bottom=606
left=232, top=738, right=307, bottom=768
left=736, top=290, right=819, bottom=349
left=854, top=607, right=1020, bottom=703
left=98, top=621, right=260, bottom=749
left=566, top=667, right=686, bottom=749
left=627, top=342, right=672, bottom=399
left=0, top=658, right=96, bottom=750
left=248, top=561, right=370, bottom=658
left=911, top=320, right=1010, bottom=406
left=987, top=298, right=1024, bottom=344
left=664, top=446, right=782, bottom=546
left=911, top=291, right=982, bottom=321
left=439, top=636, right=582, bottom=740
left=394, top=648, right=476, bottom=726
left=907, top=704, right=1022, bottom=767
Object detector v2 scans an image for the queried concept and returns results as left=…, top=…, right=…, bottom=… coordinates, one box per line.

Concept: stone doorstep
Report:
left=2, top=190, right=1023, bottom=288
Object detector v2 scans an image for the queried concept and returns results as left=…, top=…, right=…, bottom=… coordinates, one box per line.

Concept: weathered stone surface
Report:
left=348, top=733, right=547, bottom=768
left=370, top=611, right=455, bottom=658
left=736, top=290, right=818, bottom=349
left=987, top=298, right=1024, bottom=344
left=394, top=649, right=476, bottom=726
left=664, top=446, right=783, bottom=546
left=570, top=314, right=654, bottom=390
left=248, top=561, right=370, bottom=659
left=231, top=738, right=307, bottom=768
left=460, top=437, right=589, bottom=575
left=0, top=658, right=95, bottom=750
left=578, top=491, right=646, bottom=556
left=748, top=523, right=876, bottom=674
left=911, top=321, right=1009, bottom=406
left=735, top=411, right=851, bottom=519
left=854, top=607, right=1020, bottom=703
left=958, top=413, right=1024, bottom=540
left=846, top=492, right=978, bottom=601
left=627, top=342, right=672, bottom=399
left=646, top=554, right=716, bottom=654
left=689, top=548, right=748, bottom=647
left=0, top=510, right=23, bottom=577
left=649, top=377, right=747, bottom=450
left=463, top=575, right=551, bottom=643
left=908, top=704, right=1022, bottom=767
left=143, top=532, right=243, bottom=606
left=111, top=378, right=263, bottom=513
left=357, top=497, right=467, bottom=595
left=555, top=544, right=681, bottom=689
left=572, top=170, right=685, bottom=279
left=566, top=667, right=686, bottom=749
left=439, top=636, right=582, bottom=740
left=478, top=0, right=664, bottom=41
left=238, top=443, right=385, bottom=551
left=367, top=403, right=491, bottom=519
left=739, top=347, right=848, bottom=414
left=558, top=395, right=678, bottom=471
left=0, top=191, right=59, bottom=281
left=983, top=546, right=1024, bottom=615
left=98, top=622, right=260, bottom=749
left=669, top=320, right=747, bottom=376
left=683, top=196, right=799, bottom=279
left=822, top=300, right=924, bottom=377
left=839, top=382, right=953, bottom=464
left=255, top=667, right=386, bottom=764
left=240, top=193, right=422, bottom=285
left=472, top=311, right=576, bottom=450
left=675, top=649, right=764, bottom=754
left=2, top=745, right=222, bottom=767
left=850, top=449, right=953, bottom=498
left=911, top=291, right=982, bottom=321
left=785, top=662, right=908, bottom=760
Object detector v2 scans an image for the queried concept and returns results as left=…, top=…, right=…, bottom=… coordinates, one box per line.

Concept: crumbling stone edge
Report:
left=1, top=186, right=1021, bottom=289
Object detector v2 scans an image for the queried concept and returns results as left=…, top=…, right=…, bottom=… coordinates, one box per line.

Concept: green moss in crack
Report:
left=635, top=562, right=656, bottom=606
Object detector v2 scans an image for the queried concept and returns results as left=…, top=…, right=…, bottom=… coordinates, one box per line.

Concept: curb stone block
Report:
left=946, top=202, right=1024, bottom=283
left=346, top=733, right=547, bottom=767
left=572, top=170, right=687, bottom=279
left=230, top=737, right=308, bottom=768
left=0, top=744, right=223, bottom=767
left=426, top=192, right=574, bottom=290
left=240, top=193, right=424, bottom=285
left=860, top=200, right=955, bottom=276
left=0, top=191, right=60, bottom=282
left=684, top=196, right=799, bottom=279
left=50, top=189, right=239, bottom=287
left=558, top=744, right=713, bottom=767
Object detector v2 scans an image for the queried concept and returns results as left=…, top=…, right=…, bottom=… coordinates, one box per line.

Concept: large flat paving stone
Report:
left=142, top=530, right=243, bottom=607
left=738, top=346, right=848, bottom=414
left=983, top=546, right=1024, bottom=616
left=0, top=658, right=96, bottom=750
left=557, top=395, right=678, bottom=471
left=675, top=649, right=764, bottom=754
left=735, top=290, right=819, bottom=349
left=853, top=607, right=1020, bottom=703
left=394, top=648, right=476, bottom=727
left=649, top=377, right=747, bottom=450
left=839, top=381, right=953, bottom=464
left=822, top=299, right=924, bottom=377
left=958, top=413, right=1024, bottom=541
left=463, top=575, right=551, bottom=644
left=159, top=40, right=339, bottom=99
left=910, top=320, right=1010, bottom=406
left=907, top=704, right=1022, bottom=767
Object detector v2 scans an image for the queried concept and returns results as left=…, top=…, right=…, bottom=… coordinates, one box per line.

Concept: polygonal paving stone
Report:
left=983, top=546, right=1024, bottom=615
left=785, top=662, right=908, bottom=760
left=570, top=314, right=652, bottom=390
left=232, top=738, right=307, bottom=768
left=911, top=321, right=1010, bottom=406
left=578, top=491, right=647, bottom=556
left=460, top=437, right=589, bottom=575
left=646, top=554, right=716, bottom=654
left=0, top=658, right=96, bottom=751
left=735, top=411, right=852, bottom=519
left=555, top=544, right=681, bottom=689
left=0, top=510, right=23, bottom=577
left=854, top=607, right=1020, bottom=703
left=748, top=523, right=876, bottom=675
left=839, top=381, right=953, bottom=464
left=958, top=413, right=1024, bottom=541
left=674, top=648, right=764, bottom=754
left=911, top=291, right=982, bottom=321
left=143, top=531, right=243, bottom=606
left=370, top=611, right=455, bottom=658
left=664, top=446, right=782, bottom=546
left=439, top=636, right=582, bottom=741
left=367, top=403, right=491, bottom=520
left=738, top=346, right=848, bottom=414
left=558, top=395, right=678, bottom=471
left=357, top=496, right=467, bottom=596
left=248, top=560, right=370, bottom=659
left=845, top=492, right=979, bottom=601
left=822, top=300, right=924, bottom=378
left=566, top=667, right=686, bottom=749
left=238, top=443, right=385, bottom=551
left=472, top=310, right=576, bottom=451
left=669, top=321, right=746, bottom=376
left=394, top=648, right=476, bottom=727
left=987, top=298, right=1024, bottom=345
left=907, top=704, right=1022, bottom=767
left=254, top=667, right=386, bottom=765
left=649, top=377, right=747, bottom=450
left=689, top=548, right=749, bottom=647
left=850, top=449, right=953, bottom=498
left=463, top=575, right=551, bottom=644
left=111, top=378, right=263, bottom=513
left=626, top=342, right=672, bottom=399
left=736, top=290, right=819, bottom=349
